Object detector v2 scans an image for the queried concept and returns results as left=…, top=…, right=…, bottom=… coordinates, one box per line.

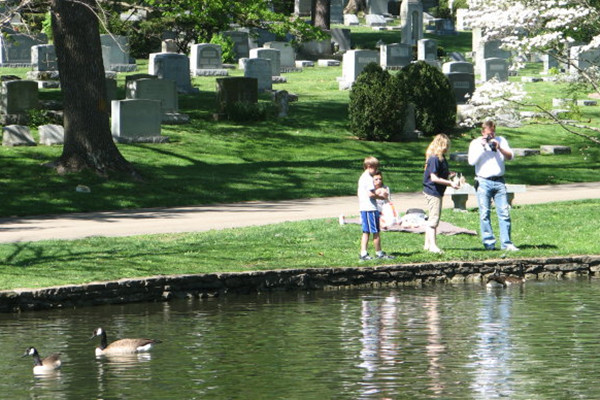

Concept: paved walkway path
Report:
left=1, top=182, right=599, bottom=244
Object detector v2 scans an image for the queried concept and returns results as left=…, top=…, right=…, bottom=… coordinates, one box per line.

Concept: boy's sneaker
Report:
left=503, top=244, right=520, bottom=252
left=359, top=254, right=373, bottom=261
left=377, top=252, right=395, bottom=260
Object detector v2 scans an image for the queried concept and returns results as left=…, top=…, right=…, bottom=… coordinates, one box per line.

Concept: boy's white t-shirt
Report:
left=357, top=170, right=377, bottom=211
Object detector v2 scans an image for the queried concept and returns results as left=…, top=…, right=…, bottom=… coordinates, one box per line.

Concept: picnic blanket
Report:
left=343, top=218, right=477, bottom=236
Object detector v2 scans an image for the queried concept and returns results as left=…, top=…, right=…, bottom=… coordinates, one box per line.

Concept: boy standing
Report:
left=358, top=156, right=395, bottom=261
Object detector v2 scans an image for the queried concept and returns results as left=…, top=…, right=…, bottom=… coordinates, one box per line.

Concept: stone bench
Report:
left=445, top=183, right=527, bottom=210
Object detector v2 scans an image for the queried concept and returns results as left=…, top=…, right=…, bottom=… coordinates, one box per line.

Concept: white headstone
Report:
left=481, top=57, right=508, bottom=82
left=249, top=48, right=281, bottom=76
left=126, top=78, right=178, bottom=113
left=148, top=53, right=198, bottom=94
left=38, top=124, right=64, bottom=145
left=380, top=43, right=411, bottom=69
left=0, top=33, right=45, bottom=66
left=445, top=72, right=475, bottom=104
left=344, top=14, right=360, bottom=26
left=264, top=42, right=295, bottom=68
left=366, top=14, right=387, bottom=27
left=2, top=125, right=36, bottom=146
left=100, top=34, right=137, bottom=72
left=244, top=58, right=272, bottom=92
left=221, top=31, right=250, bottom=60
left=417, top=39, right=437, bottom=61
left=190, top=43, right=228, bottom=76
left=31, top=44, right=57, bottom=71
left=111, top=99, right=164, bottom=142
left=1, top=80, right=39, bottom=115
left=442, top=61, right=474, bottom=74
left=339, top=49, right=379, bottom=90
left=400, top=0, right=423, bottom=45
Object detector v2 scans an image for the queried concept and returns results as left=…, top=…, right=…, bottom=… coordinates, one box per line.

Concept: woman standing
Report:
left=423, top=134, right=459, bottom=253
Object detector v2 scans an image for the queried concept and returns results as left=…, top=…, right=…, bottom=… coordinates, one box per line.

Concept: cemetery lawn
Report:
left=0, top=199, right=598, bottom=290
left=1, top=56, right=600, bottom=218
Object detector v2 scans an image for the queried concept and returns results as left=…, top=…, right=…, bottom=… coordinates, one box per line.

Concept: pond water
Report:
left=2, top=278, right=600, bottom=399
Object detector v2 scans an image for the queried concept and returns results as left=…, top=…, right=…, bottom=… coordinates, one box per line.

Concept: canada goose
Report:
left=91, top=327, right=161, bottom=356
left=486, top=271, right=526, bottom=288
left=22, top=347, right=62, bottom=374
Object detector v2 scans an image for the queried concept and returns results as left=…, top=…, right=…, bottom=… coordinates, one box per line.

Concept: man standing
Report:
left=468, top=120, right=519, bottom=251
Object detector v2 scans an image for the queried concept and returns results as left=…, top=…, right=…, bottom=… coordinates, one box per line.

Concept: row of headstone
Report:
left=2, top=124, right=64, bottom=146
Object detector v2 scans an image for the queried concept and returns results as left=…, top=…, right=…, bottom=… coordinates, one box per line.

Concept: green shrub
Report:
left=210, top=34, right=236, bottom=64
left=348, top=63, right=408, bottom=141
left=397, top=61, right=456, bottom=135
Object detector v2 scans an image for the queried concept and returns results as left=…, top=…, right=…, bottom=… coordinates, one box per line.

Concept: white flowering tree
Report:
left=462, top=0, right=600, bottom=143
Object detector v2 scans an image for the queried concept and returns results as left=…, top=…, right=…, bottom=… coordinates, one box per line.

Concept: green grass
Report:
left=0, top=199, right=598, bottom=290
left=1, top=28, right=599, bottom=292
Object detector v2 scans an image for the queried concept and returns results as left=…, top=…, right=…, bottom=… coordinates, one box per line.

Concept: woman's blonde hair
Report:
left=424, top=134, right=451, bottom=169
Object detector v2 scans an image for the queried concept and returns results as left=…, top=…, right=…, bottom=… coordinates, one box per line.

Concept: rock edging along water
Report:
left=1, top=255, right=599, bottom=313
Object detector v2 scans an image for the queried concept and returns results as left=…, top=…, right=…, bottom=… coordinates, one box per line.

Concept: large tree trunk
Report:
left=312, top=0, right=330, bottom=30
left=50, top=0, right=137, bottom=177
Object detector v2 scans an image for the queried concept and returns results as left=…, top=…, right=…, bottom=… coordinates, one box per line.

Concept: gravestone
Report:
left=445, top=72, right=475, bottom=104
left=221, top=31, right=250, bottom=60
left=38, top=124, right=64, bottom=145
left=471, top=27, right=483, bottom=59
left=264, top=42, right=296, bottom=70
left=273, top=90, right=289, bottom=117
left=400, top=0, right=423, bottom=45
left=366, top=14, right=387, bottom=27
left=380, top=43, right=411, bottom=69
left=111, top=99, right=167, bottom=143
left=190, top=44, right=228, bottom=76
left=148, top=53, right=198, bottom=94
left=31, top=44, right=56, bottom=71
left=330, top=0, right=344, bottom=24
left=476, top=39, right=510, bottom=74
left=244, top=58, right=272, bottom=92
left=417, top=39, right=437, bottom=61
left=215, top=77, right=258, bottom=119
left=298, top=39, right=333, bottom=58
left=126, top=78, right=189, bottom=124
left=569, top=46, right=600, bottom=73
left=542, top=52, right=560, bottom=73
left=449, top=52, right=467, bottom=62
left=481, top=57, right=508, bottom=82
left=294, top=0, right=311, bottom=16
left=368, top=0, right=388, bottom=14
left=331, top=29, right=352, bottom=53
left=344, top=14, right=360, bottom=26
left=0, top=33, right=46, bottom=67
left=2, top=125, right=36, bottom=146
left=0, top=80, right=39, bottom=123
left=249, top=48, right=281, bottom=77
left=442, top=61, right=474, bottom=74
left=338, top=49, right=379, bottom=90
left=161, top=39, right=177, bottom=53
left=125, top=73, right=157, bottom=86
left=100, top=34, right=137, bottom=72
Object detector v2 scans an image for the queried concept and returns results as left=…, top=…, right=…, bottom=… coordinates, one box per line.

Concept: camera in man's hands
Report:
left=485, top=135, right=497, bottom=151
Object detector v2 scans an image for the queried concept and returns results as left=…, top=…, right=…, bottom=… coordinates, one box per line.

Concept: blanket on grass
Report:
left=343, top=218, right=477, bottom=236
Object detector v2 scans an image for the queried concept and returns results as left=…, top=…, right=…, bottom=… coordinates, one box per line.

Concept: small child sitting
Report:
left=373, top=171, right=398, bottom=228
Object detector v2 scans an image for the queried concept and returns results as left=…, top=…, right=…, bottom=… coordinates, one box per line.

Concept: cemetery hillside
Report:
left=0, top=1, right=599, bottom=222
left=0, top=0, right=599, bottom=291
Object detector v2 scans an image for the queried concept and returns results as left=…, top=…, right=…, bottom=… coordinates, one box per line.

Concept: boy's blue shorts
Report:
left=360, top=210, right=380, bottom=234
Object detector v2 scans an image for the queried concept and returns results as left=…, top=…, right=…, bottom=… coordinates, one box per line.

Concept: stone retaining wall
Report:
left=1, top=256, right=599, bottom=313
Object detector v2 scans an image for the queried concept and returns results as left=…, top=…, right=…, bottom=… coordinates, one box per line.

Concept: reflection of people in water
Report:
left=424, top=296, right=445, bottom=395
left=469, top=291, right=514, bottom=398
left=358, top=294, right=400, bottom=397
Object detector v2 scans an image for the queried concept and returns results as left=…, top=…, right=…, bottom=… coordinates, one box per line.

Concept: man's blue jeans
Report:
left=476, top=178, right=512, bottom=249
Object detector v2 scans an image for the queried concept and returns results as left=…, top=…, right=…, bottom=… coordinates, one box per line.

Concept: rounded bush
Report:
left=348, top=63, right=408, bottom=141
left=398, top=61, right=457, bottom=135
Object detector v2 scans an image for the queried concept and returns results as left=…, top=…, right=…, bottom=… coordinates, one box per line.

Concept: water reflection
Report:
left=469, top=287, right=514, bottom=399
left=3, top=280, right=600, bottom=399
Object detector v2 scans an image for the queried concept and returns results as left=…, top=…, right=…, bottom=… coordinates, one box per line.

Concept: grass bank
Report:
left=0, top=30, right=599, bottom=218
left=1, top=199, right=598, bottom=291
